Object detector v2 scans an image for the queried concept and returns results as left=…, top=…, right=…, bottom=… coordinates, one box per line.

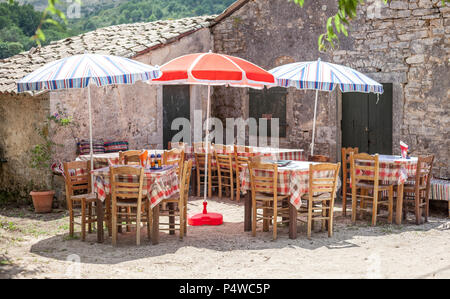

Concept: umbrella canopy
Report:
left=269, top=58, right=383, bottom=156
left=269, top=58, right=383, bottom=94
left=17, top=54, right=161, bottom=92
left=155, top=51, right=275, bottom=225
left=17, top=53, right=162, bottom=185
left=154, top=52, right=275, bottom=88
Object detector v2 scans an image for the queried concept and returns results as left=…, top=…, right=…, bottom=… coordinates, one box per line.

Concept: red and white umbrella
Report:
left=154, top=51, right=275, bottom=225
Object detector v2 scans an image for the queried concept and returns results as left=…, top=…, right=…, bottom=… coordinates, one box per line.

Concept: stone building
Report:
left=0, top=0, right=449, bottom=201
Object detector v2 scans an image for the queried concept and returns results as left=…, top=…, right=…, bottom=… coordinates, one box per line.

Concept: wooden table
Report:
left=92, top=165, right=179, bottom=244
left=241, top=160, right=338, bottom=239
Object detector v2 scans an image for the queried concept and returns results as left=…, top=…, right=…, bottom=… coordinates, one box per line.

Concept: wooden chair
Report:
left=248, top=157, right=290, bottom=240
left=194, top=152, right=218, bottom=197
left=63, top=161, right=98, bottom=241
left=234, top=145, right=252, bottom=202
left=341, top=147, right=359, bottom=216
left=297, top=163, right=341, bottom=239
left=214, top=149, right=234, bottom=200
left=157, top=160, right=193, bottom=239
left=110, top=166, right=150, bottom=246
left=350, top=153, right=394, bottom=226
left=308, top=155, right=330, bottom=162
left=119, top=150, right=142, bottom=165
left=402, top=155, right=434, bottom=224
left=163, top=148, right=185, bottom=177
left=168, top=141, right=186, bottom=151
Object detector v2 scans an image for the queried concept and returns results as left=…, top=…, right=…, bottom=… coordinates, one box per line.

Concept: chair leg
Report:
left=146, top=201, right=151, bottom=240
left=197, top=171, right=201, bottom=197
left=112, top=201, right=117, bottom=246
left=218, top=172, right=222, bottom=199
left=371, top=192, right=378, bottom=226
left=273, top=199, right=277, bottom=240
left=69, top=201, right=74, bottom=238
left=136, top=206, right=141, bottom=246
left=81, top=199, right=86, bottom=241
left=230, top=174, right=234, bottom=201
left=351, top=188, right=357, bottom=224
left=88, top=202, right=93, bottom=233
left=251, top=198, right=257, bottom=237
left=321, top=200, right=327, bottom=232
left=388, top=187, right=393, bottom=224
left=415, top=190, right=421, bottom=225
left=179, top=202, right=184, bottom=240
left=328, top=202, right=334, bottom=237
left=263, top=202, right=269, bottom=232
left=342, top=183, right=347, bottom=217
left=307, top=200, right=313, bottom=239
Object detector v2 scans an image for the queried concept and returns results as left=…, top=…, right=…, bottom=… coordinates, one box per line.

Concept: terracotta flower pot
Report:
left=30, top=190, right=55, bottom=213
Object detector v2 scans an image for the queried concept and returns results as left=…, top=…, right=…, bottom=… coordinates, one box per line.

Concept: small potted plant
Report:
left=29, top=110, right=72, bottom=213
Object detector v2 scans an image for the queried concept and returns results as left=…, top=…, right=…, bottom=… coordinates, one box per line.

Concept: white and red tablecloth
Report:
left=355, top=155, right=418, bottom=184
left=240, top=161, right=340, bottom=210
left=92, top=165, right=179, bottom=208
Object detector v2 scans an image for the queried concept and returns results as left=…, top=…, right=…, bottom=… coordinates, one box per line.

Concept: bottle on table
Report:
left=156, top=154, right=162, bottom=168
left=150, top=154, right=155, bottom=168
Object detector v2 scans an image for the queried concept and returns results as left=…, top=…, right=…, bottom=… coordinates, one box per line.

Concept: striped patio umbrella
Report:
left=269, top=58, right=383, bottom=155
left=154, top=51, right=275, bottom=225
left=17, top=54, right=162, bottom=177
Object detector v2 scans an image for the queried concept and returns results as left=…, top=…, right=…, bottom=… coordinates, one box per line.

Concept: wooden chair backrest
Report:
left=214, top=150, right=233, bottom=172
left=308, top=155, right=330, bottom=162
left=213, top=144, right=233, bottom=154
left=341, top=147, right=359, bottom=175
left=350, top=153, right=379, bottom=187
left=415, top=155, right=434, bottom=188
left=193, top=142, right=212, bottom=153
left=110, top=166, right=144, bottom=201
left=164, top=148, right=185, bottom=178
left=64, top=161, right=91, bottom=196
left=249, top=157, right=278, bottom=197
left=179, top=160, right=193, bottom=204
left=194, top=152, right=211, bottom=171
left=234, top=144, right=253, bottom=154
left=163, top=149, right=184, bottom=165
left=119, top=150, right=142, bottom=165
left=308, top=163, right=341, bottom=196
left=168, top=142, right=186, bottom=151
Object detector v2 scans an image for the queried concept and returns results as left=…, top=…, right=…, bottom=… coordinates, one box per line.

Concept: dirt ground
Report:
left=0, top=196, right=449, bottom=279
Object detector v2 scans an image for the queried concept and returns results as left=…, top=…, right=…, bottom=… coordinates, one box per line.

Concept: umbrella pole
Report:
left=88, top=84, right=94, bottom=189
left=311, top=89, right=319, bottom=156
left=203, top=84, right=211, bottom=202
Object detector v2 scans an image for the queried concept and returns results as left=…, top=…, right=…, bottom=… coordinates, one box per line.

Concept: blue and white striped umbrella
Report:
left=17, top=54, right=162, bottom=179
left=269, top=58, right=383, bottom=94
left=269, top=59, right=383, bottom=155
left=17, top=54, right=162, bottom=92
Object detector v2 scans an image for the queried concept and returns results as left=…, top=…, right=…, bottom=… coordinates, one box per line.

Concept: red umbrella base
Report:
left=188, top=202, right=223, bottom=226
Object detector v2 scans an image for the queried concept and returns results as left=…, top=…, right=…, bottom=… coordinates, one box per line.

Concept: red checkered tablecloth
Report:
left=92, top=165, right=179, bottom=208
left=240, top=161, right=340, bottom=210
left=355, top=155, right=418, bottom=184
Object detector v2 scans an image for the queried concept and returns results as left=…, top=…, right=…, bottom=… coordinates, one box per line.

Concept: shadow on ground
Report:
left=29, top=197, right=449, bottom=265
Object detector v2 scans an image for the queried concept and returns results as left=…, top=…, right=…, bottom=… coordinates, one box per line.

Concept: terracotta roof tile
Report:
left=0, top=15, right=216, bottom=94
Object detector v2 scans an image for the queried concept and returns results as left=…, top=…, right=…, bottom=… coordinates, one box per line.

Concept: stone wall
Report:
left=0, top=92, right=51, bottom=199
left=212, top=0, right=449, bottom=176
left=211, top=0, right=344, bottom=159
left=333, top=0, right=450, bottom=178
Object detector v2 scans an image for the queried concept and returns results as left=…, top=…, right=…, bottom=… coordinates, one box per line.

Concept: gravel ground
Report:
left=0, top=196, right=449, bottom=279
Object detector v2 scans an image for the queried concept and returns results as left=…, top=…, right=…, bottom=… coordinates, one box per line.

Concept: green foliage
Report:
left=291, top=0, right=450, bottom=52
left=68, top=0, right=236, bottom=31
left=30, top=108, right=73, bottom=171
left=0, top=1, right=75, bottom=58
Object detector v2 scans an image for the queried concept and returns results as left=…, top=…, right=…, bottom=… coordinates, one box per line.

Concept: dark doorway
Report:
left=342, top=83, right=393, bottom=154
left=249, top=87, right=287, bottom=138
left=163, top=85, right=190, bottom=149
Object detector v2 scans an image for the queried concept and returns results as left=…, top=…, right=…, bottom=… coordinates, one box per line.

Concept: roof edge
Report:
left=212, top=0, right=251, bottom=26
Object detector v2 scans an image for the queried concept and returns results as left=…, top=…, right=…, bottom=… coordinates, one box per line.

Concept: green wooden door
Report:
left=163, top=85, right=190, bottom=149
left=342, top=83, right=393, bottom=154
left=249, top=87, right=287, bottom=138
